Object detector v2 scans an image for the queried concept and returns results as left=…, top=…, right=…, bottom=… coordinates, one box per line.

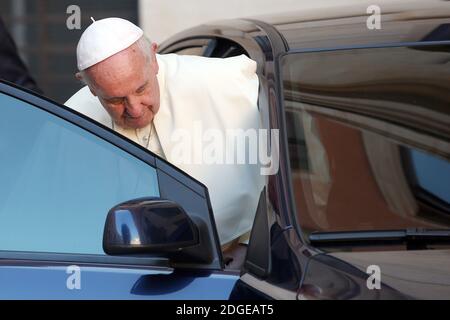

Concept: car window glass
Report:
left=408, top=149, right=449, bottom=203
left=166, top=39, right=248, bottom=58
left=0, top=93, right=159, bottom=254
left=173, top=47, right=205, bottom=56
left=281, top=45, right=450, bottom=247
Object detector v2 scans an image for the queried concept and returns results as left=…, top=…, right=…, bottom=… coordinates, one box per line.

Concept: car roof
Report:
left=248, top=0, right=450, bottom=50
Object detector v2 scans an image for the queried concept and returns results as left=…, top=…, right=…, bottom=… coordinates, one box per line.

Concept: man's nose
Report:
left=125, top=96, right=143, bottom=118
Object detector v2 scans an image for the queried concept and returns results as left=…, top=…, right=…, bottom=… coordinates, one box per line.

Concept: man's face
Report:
left=82, top=41, right=160, bottom=129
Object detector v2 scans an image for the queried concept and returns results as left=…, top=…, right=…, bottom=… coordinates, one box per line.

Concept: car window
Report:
left=0, top=93, right=159, bottom=255
left=280, top=45, right=450, bottom=249
left=407, top=148, right=449, bottom=204
left=173, top=47, right=205, bottom=56
left=161, top=38, right=248, bottom=58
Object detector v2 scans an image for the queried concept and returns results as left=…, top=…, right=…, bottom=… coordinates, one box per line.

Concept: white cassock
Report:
left=65, top=53, right=265, bottom=245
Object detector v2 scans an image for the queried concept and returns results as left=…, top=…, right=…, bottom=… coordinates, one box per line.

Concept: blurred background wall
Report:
left=138, top=0, right=327, bottom=44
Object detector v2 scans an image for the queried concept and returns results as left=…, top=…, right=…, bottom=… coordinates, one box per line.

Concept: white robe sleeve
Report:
left=154, top=54, right=265, bottom=245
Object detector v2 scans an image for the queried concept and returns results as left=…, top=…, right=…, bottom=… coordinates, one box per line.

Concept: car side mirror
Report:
left=103, top=197, right=211, bottom=263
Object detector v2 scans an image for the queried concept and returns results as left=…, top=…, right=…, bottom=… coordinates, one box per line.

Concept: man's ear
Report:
left=151, top=42, right=159, bottom=74
left=151, top=42, right=158, bottom=52
left=76, top=72, right=97, bottom=96
left=75, top=72, right=83, bottom=81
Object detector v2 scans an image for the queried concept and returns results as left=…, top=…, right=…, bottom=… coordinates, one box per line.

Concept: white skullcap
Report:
left=76, top=17, right=144, bottom=71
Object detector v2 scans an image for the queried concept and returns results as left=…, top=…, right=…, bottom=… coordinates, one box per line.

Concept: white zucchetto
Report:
left=76, top=17, right=144, bottom=71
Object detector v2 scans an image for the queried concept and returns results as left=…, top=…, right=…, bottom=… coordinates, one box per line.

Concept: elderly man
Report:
left=65, top=18, right=265, bottom=265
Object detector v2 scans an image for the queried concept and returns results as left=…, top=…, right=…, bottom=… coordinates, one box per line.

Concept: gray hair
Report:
left=136, top=36, right=152, bottom=61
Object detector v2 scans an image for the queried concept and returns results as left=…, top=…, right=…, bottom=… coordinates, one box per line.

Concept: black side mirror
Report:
left=103, top=197, right=199, bottom=255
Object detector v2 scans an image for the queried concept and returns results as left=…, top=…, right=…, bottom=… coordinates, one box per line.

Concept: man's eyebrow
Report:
left=103, top=95, right=123, bottom=101
left=103, top=81, right=149, bottom=100
left=135, top=80, right=149, bottom=93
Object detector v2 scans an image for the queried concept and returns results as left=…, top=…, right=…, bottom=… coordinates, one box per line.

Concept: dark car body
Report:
left=1, top=1, right=449, bottom=299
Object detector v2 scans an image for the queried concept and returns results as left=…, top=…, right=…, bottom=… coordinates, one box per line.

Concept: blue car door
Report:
left=0, top=81, right=239, bottom=299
